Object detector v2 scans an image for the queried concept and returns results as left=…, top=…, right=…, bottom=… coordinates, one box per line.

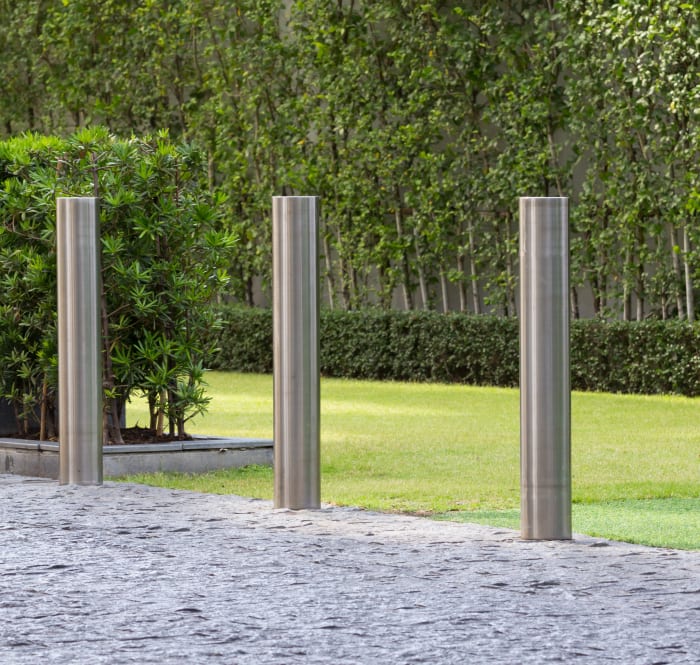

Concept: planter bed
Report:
left=0, top=435, right=273, bottom=479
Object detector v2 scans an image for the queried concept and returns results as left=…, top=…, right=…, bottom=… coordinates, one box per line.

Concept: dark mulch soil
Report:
left=115, top=426, right=193, bottom=445
left=5, top=426, right=193, bottom=445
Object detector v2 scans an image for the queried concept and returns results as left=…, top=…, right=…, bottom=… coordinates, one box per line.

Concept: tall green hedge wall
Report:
left=2, top=2, right=699, bottom=319
left=211, top=307, right=700, bottom=397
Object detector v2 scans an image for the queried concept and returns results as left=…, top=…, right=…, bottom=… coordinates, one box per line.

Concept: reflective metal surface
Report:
left=272, top=196, right=320, bottom=509
left=519, top=197, right=571, bottom=539
left=57, top=197, right=103, bottom=485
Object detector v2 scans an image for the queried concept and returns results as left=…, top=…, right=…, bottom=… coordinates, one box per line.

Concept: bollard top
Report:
left=518, top=196, right=568, bottom=201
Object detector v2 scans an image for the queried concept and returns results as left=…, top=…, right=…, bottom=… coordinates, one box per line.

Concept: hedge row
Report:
left=211, top=307, right=700, bottom=396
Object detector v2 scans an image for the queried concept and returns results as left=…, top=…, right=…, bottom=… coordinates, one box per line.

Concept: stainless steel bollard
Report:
left=57, top=197, right=103, bottom=485
left=272, top=196, right=320, bottom=509
left=519, top=197, right=571, bottom=539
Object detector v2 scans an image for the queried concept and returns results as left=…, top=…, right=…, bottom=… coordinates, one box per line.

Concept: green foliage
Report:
left=0, top=2, right=699, bottom=318
left=0, top=129, right=236, bottom=438
left=211, top=306, right=519, bottom=385
left=209, top=307, right=274, bottom=375
left=213, top=306, right=700, bottom=396
left=570, top=319, right=700, bottom=395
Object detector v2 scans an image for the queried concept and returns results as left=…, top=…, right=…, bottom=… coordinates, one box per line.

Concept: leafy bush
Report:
left=0, top=129, right=236, bottom=439
left=210, top=307, right=273, bottom=375
left=213, top=307, right=700, bottom=396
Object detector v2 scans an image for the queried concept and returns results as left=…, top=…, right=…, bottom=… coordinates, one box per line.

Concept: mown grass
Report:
left=121, top=372, right=700, bottom=549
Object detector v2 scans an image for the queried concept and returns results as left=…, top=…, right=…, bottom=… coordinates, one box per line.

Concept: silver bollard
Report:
left=519, top=197, right=571, bottom=539
left=57, top=197, right=103, bottom=485
left=272, top=196, right=320, bottom=509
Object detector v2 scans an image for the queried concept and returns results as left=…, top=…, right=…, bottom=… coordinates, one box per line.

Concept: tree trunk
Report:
left=414, top=239, right=429, bottom=310
left=669, top=224, right=685, bottom=319
left=623, top=246, right=633, bottom=321
left=505, top=216, right=517, bottom=317
left=570, top=286, right=579, bottom=320
left=439, top=270, right=450, bottom=313
left=337, top=230, right=352, bottom=310
left=40, top=377, right=48, bottom=442
left=456, top=252, right=468, bottom=313
left=683, top=224, right=694, bottom=322
left=394, top=197, right=413, bottom=310
left=323, top=235, right=336, bottom=309
left=467, top=219, right=481, bottom=315
left=156, top=390, right=166, bottom=437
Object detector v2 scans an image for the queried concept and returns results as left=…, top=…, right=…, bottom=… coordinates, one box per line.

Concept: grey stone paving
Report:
left=1, top=475, right=698, bottom=664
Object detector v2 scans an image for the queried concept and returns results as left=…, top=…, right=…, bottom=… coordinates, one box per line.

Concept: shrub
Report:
left=212, top=307, right=700, bottom=396
left=0, top=128, right=236, bottom=440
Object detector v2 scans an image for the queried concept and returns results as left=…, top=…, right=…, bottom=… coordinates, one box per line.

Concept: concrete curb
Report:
left=0, top=436, right=273, bottom=478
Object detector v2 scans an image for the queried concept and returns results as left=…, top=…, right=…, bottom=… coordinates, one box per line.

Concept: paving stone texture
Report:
left=1, top=474, right=698, bottom=664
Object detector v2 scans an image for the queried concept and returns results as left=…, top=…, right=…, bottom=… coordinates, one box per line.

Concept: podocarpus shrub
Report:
left=0, top=129, right=236, bottom=440
left=212, top=306, right=700, bottom=396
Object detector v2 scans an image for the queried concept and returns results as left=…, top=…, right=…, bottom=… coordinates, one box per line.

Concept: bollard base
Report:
left=520, top=485, right=572, bottom=540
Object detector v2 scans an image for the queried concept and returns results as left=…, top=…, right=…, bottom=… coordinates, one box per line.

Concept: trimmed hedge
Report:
left=210, top=306, right=700, bottom=396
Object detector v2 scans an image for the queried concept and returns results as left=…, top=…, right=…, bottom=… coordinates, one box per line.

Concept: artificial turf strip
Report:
left=433, top=498, right=700, bottom=550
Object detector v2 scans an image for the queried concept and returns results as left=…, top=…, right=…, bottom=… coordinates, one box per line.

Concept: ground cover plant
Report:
left=120, top=372, right=700, bottom=550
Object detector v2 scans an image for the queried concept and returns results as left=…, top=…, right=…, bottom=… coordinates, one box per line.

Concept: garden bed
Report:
left=0, top=434, right=273, bottom=479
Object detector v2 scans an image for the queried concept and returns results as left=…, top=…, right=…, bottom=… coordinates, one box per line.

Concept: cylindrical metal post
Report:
left=57, top=197, right=103, bottom=485
left=273, top=196, right=320, bottom=509
left=519, top=197, right=571, bottom=539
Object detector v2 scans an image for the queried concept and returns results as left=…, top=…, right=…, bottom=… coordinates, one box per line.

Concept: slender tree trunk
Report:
left=570, top=286, right=579, bottom=320
left=623, top=289, right=632, bottom=321
left=336, top=229, right=351, bottom=310
left=167, top=387, right=176, bottom=437
left=413, top=235, right=429, bottom=310
left=439, top=270, right=450, bottom=313
left=245, top=277, right=254, bottom=307
left=590, top=273, right=601, bottom=317
left=683, top=224, right=694, bottom=321
left=350, top=266, right=360, bottom=309
left=394, top=195, right=413, bottom=310
left=323, top=235, right=336, bottom=309
left=600, top=274, right=608, bottom=314
left=505, top=216, right=517, bottom=317
left=636, top=226, right=645, bottom=321
left=456, top=252, right=468, bottom=313
left=156, top=390, right=166, bottom=436
left=40, top=377, right=48, bottom=442
left=467, top=219, right=481, bottom=315
left=669, top=223, right=685, bottom=319
left=378, top=265, right=392, bottom=309
left=148, top=393, right=157, bottom=430
left=623, top=245, right=633, bottom=321
left=417, top=262, right=429, bottom=310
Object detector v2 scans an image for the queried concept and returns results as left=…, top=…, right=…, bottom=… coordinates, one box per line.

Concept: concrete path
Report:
left=1, top=474, right=698, bottom=664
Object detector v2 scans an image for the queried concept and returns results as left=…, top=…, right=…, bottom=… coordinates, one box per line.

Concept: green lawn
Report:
left=122, top=371, right=700, bottom=549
